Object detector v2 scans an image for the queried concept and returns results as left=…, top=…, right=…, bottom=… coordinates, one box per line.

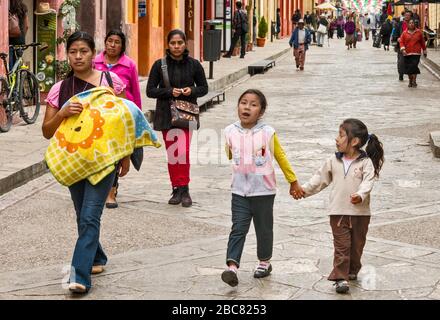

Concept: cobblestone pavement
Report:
left=1, top=38, right=440, bottom=300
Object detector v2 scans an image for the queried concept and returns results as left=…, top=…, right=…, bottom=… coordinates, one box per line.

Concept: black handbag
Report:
left=161, top=57, right=200, bottom=130
left=130, top=147, right=143, bottom=171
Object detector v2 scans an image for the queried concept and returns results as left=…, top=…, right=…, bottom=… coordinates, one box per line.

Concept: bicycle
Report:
left=0, top=42, right=42, bottom=132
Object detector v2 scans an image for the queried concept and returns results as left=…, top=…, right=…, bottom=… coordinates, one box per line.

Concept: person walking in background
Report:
left=298, top=119, right=384, bottom=294
left=8, top=0, right=29, bottom=70
left=336, top=16, right=345, bottom=39
left=399, top=19, right=427, bottom=88
left=221, top=89, right=304, bottom=287
left=223, top=1, right=248, bottom=59
left=380, top=17, right=392, bottom=51
left=94, top=30, right=143, bottom=209
left=289, top=19, right=311, bottom=71
left=393, top=11, right=412, bottom=82
left=276, top=8, right=281, bottom=38
left=345, top=16, right=356, bottom=50
left=317, top=14, right=329, bottom=47
left=291, top=9, right=302, bottom=29
left=304, top=11, right=312, bottom=26
left=147, top=29, right=208, bottom=207
left=361, top=13, right=370, bottom=40
left=328, top=18, right=337, bottom=39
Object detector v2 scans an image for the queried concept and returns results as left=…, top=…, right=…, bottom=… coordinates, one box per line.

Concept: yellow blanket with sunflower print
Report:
left=45, top=86, right=161, bottom=186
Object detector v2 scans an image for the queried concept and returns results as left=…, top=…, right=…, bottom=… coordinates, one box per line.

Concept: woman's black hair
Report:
left=237, top=89, right=267, bottom=113
left=167, top=29, right=187, bottom=43
left=66, top=31, right=96, bottom=78
left=9, top=0, right=27, bottom=19
left=340, top=118, right=384, bottom=178
left=105, top=29, right=126, bottom=55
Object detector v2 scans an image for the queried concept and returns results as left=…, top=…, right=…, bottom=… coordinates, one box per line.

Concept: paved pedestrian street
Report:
left=1, top=38, right=440, bottom=300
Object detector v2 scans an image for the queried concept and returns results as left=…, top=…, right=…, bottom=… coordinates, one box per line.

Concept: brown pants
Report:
left=328, top=215, right=371, bottom=281
left=293, top=44, right=306, bottom=69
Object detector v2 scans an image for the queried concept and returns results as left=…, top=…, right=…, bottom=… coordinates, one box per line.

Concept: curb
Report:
left=421, top=56, right=440, bottom=81
left=0, top=161, right=48, bottom=196
left=430, top=131, right=440, bottom=158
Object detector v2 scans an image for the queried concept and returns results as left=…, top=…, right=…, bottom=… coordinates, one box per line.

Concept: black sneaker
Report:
left=180, top=185, right=192, bottom=207
left=334, top=280, right=350, bottom=294
left=253, top=263, right=272, bottom=278
left=221, top=269, right=238, bottom=287
left=168, top=187, right=182, bottom=205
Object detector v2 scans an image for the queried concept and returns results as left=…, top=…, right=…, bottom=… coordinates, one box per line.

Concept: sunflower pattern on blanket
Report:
left=45, top=86, right=161, bottom=186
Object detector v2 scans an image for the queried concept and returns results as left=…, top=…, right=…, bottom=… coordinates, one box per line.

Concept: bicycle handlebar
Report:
left=9, top=43, right=42, bottom=50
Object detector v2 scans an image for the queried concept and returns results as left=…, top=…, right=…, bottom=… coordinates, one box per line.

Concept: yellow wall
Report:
left=303, top=0, right=314, bottom=14
left=428, top=4, right=440, bottom=30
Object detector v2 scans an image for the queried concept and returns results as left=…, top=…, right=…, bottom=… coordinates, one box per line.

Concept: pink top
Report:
left=94, top=52, right=142, bottom=109
left=45, top=71, right=125, bottom=109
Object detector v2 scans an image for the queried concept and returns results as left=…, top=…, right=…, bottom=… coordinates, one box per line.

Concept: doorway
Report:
left=106, top=0, right=122, bottom=33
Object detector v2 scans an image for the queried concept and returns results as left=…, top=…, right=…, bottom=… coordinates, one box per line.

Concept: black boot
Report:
left=180, top=185, right=192, bottom=207
left=168, top=187, right=183, bottom=205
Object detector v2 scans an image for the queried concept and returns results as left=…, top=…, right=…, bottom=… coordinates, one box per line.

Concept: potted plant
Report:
left=257, top=16, right=268, bottom=47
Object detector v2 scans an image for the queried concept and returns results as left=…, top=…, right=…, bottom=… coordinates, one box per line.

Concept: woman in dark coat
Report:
left=380, top=18, right=392, bottom=51
left=147, top=29, right=208, bottom=207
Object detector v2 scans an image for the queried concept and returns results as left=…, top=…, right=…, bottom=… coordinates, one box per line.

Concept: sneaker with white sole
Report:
left=253, top=263, right=272, bottom=278
left=334, top=280, right=349, bottom=294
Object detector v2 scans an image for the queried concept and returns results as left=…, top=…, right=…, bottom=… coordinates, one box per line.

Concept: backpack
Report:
left=237, top=10, right=248, bottom=33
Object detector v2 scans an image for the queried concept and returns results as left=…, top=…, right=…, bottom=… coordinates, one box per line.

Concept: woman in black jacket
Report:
left=147, top=29, right=208, bottom=207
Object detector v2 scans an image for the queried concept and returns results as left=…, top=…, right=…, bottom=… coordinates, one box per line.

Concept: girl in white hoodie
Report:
left=299, top=118, right=384, bottom=294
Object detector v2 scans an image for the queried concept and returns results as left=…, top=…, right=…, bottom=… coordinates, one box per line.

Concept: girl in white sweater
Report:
left=298, top=118, right=384, bottom=294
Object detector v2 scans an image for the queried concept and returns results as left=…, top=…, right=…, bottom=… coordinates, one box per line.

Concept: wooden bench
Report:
left=248, top=59, right=276, bottom=76
left=144, top=90, right=225, bottom=123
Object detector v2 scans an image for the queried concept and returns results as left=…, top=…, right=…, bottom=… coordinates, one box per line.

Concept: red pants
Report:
left=294, top=44, right=306, bottom=68
left=328, top=215, right=371, bottom=281
left=162, top=128, right=192, bottom=187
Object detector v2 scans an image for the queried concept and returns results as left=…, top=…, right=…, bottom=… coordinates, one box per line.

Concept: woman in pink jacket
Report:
left=94, top=30, right=142, bottom=208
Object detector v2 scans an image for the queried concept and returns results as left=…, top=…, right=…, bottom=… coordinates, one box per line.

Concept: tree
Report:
left=258, top=16, right=268, bottom=39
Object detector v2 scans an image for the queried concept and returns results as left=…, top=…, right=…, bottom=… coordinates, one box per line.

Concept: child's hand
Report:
left=290, top=181, right=305, bottom=200
left=350, top=194, right=362, bottom=204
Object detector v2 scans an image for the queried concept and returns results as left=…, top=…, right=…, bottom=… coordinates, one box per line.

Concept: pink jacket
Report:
left=94, top=52, right=142, bottom=109
left=225, top=121, right=277, bottom=197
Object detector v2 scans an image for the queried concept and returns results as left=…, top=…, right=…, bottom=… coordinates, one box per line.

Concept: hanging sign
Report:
left=36, top=12, right=57, bottom=93
left=139, top=0, right=147, bottom=17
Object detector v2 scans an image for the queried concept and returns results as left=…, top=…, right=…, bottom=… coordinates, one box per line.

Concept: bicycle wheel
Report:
left=0, top=76, right=12, bottom=132
left=18, top=69, right=40, bottom=124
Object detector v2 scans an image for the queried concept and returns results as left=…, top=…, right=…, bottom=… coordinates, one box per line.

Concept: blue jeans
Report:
left=68, top=170, right=116, bottom=289
left=226, top=194, right=275, bottom=268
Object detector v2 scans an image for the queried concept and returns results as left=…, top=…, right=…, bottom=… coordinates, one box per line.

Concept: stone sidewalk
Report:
left=1, top=37, right=440, bottom=300
left=0, top=39, right=290, bottom=196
